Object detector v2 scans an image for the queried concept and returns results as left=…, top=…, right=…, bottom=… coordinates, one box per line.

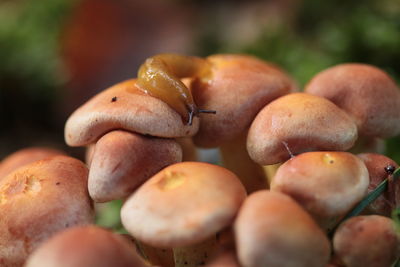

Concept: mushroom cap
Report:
left=121, top=162, right=246, bottom=248
left=271, top=151, right=369, bottom=230
left=305, top=63, right=400, bottom=138
left=25, top=226, right=147, bottom=267
left=234, top=190, right=330, bottom=267
left=333, top=215, right=400, bottom=267
left=88, top=130, right=182, bottom=202
left=0, top=147, right=66, bottom=181
left=357, top=153, right=399, bottom=216
left=65, top=79, right=199, bottom=147
left=0, top=156, right=94, bottom=267
left=192, top=54, right=297, bottom=148
left=247, top=93, right=358, bottom=165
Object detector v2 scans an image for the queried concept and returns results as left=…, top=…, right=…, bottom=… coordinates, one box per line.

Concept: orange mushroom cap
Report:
left=234, top=190, right=330, bottom=267
left=25, top=226, right=147, bottom=267
left=305, top=63, right=400, bottom=138
left=333, top=215, right=400, bottom=267
left=271, top=151, right=369, bottom=230
left=88, top=130, right=182, bottom=202
left=0, top=147, right=66, bottom=181
left=192, top=54, right=297, bottom=148
left=65, top=79, right=199, bottom=147
left=0, top=156, right=94, bottom=266
left=247, top=93, right=358, bottom=165
left=121, top=162, right=246, bottom=248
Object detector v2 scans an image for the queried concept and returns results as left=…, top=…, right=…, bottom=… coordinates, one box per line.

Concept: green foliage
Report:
left=241, top=27, right=337, bottom=87
left=392, top=207, right=400, bottom=234
left=0, top=0, right=75, bottom=94
left=196, top=0, right=400, bottom=86
left=95, top=200, right=127, bottom=233
left=0, top=0, right=75, bottom=132
left=241, top=0, right=400, bottom=86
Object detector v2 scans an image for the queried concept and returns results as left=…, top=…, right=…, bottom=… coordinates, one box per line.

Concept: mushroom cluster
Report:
left=2, top=54, right=400, bottom=267
left=64, top=55, right=400, bottom=266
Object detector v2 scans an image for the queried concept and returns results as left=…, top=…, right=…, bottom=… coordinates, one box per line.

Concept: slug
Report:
left=136, top=54, right=216, bottom=125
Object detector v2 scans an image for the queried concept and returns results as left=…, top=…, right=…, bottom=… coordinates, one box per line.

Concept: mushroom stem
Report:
left=173, top=237, right=218, bottom=267
left=348, top=135, right=385, bottom=154
left=136, top=241, right=175, bottom=267
left=176, top=137, right=198, bottom=162
left=263, top=163, right=282, bottom=185
left=219, top=132, right=268, bottom=193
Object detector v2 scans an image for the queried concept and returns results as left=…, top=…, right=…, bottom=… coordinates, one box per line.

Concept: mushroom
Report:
left=270, top=151, right=369, bottom=230
left=234, top=190, right=330, bottom=267
left=85, top=144, right=95, bottom=166
left=357, top=153, right=399, bottom=216
left=88, top=130, right=182, bottom=202
left=64, top=78, right=199, bottom=147
left=0, top=155, right=94, bottom=267
left=247, top=93, right=358, bottom=165
left=175, top=137, right=198, bottom=162
left=0, top=147, right=65, bottom=180
left=65, top=77, right=197, bottom=262
left=191, top=54, right=297, bottom=192
left=134, top=240, right=175, bottom=267
left=348, top=136, right=385, bottom=154
left=25, top=226, right=147, bottom=267
left=121, top=161, right=247, bottom=266
left=305, top=63, right=400, bottom=151
left=332, top=215, right=400, bottom=267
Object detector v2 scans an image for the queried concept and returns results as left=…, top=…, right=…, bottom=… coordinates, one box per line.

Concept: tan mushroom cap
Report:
left=89, top=130, right=182, bottom=202
left=25, top=226, right=147, bottom=267
left=65, top=79, right=199, bottom=147
left=0, top=156, right=94, bottom=267
left=271, top=151, right=369, bottom=230
left=121, top=162, right=246, bottom=248
left=247, top=93, right=358, bottom=165
left=333, top=215, right=400, bottom=267
left=234, top=190, right=330, bottom=267
left=305, top=63, right=400, bottom=137
left=357, top=153, right=399, bottom=216
left=0, top=147, right=66, bottom=181
left=192, top=54, right=297, bottom=148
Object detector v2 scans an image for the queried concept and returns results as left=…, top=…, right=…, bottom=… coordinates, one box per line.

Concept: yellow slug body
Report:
left=136, top=54, right=213, bottom=125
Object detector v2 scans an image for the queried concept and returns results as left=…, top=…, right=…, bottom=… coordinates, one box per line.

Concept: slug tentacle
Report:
left=136, top=54, right=216, bottom=125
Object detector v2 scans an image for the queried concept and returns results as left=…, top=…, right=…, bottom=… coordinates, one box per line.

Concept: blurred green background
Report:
left=1, top=0, right=400, bottom=227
